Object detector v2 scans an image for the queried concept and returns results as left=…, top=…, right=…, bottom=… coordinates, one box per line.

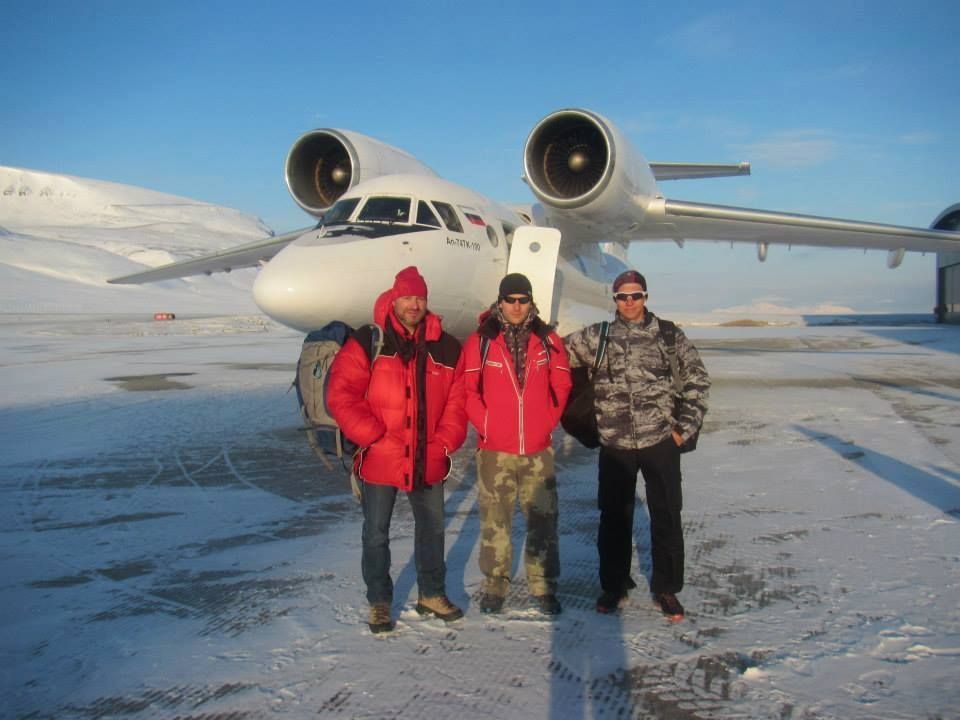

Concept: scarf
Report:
left=492, top=301, right=539, bottom=391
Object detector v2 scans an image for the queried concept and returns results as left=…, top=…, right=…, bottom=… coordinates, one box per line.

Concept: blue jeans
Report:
left=360, top=481, right=447, bottom=604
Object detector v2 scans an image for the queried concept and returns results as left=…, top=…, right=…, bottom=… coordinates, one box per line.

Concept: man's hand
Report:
left=672, top=430, right=684, bottom=447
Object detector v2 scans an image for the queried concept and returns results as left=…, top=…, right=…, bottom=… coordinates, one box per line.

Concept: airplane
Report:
left=108, top=108, right=960, bottom=337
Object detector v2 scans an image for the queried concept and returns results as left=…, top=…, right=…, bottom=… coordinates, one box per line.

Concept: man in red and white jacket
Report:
left=461, top=273, right=572, bottom=615
left=327, top=266, right=467, bottom=634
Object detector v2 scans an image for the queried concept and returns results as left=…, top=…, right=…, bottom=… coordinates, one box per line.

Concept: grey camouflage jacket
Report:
left=563, top=311, right=710, bottom=451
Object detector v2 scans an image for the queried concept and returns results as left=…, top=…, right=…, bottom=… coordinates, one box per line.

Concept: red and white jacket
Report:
left=462, top=314, right=572, bottom=456
left=327, top=291, right=467, bottom=491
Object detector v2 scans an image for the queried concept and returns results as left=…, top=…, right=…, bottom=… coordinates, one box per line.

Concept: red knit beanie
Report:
left=393, top=266, right=428, bottom=298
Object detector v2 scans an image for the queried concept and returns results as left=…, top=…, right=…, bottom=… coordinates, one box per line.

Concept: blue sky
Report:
left=2, top=0, right=958, bottom=314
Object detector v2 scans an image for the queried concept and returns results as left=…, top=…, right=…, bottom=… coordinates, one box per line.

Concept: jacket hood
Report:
left=373, top=287, right=444, bottom=341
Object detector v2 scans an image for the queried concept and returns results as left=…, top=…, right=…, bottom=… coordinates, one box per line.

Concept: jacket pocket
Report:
left=426, top=442, right=453, bottom=481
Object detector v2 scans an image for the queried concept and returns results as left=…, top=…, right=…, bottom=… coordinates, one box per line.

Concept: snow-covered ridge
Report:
left=0, top=166, right=270, bottom=315
left=1, top=165, right=270, bottom=236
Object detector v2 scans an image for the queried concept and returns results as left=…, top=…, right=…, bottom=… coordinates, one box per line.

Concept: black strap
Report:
left=352, top=323, right=384, bottom=364
left=367, top=324, right=382, bottom=363
left=541, top=335, right=559, bottom=408
left=592, top=321, right=610, bottom=374
left=477, top=335, right=492, bottom=397
left=658, top=319, right=683, bottom=393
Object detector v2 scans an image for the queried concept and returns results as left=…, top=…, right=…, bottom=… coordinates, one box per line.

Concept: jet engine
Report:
left=931, top=203, right=960, bottom=232
left=285, top=129, right=436, bottom=217
left=523, top=109, right=659, bottom=232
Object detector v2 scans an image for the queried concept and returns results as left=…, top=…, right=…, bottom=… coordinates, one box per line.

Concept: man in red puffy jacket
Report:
left=327, top=266, right=468, bottom=634
left=461, top=273, right=572, bottom=615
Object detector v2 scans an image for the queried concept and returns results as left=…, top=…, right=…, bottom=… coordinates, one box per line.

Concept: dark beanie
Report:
left=499, top=273, right=533, bottom=298
left=613, top=270, right=647, bottom=292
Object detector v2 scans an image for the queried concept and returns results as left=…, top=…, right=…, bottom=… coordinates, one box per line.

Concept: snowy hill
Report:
left=0, top=166, right=274, bottom=314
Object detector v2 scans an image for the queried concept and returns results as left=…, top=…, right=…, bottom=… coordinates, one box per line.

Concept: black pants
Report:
left=597, top=438, right=684, bottom=596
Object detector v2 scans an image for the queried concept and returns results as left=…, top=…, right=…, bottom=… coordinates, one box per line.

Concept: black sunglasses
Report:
left=500, top=295, right=531, bottom=305
left=614, top=291, right=647, bottom=302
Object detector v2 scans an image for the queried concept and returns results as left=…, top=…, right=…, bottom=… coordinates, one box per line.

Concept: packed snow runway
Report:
left=1, top=314, right=958, bottom=719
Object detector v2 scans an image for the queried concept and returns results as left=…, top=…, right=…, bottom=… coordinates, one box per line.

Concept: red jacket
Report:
left=463, top=314, right=572, bottom=455
left=327, top=291, right=467, bottom=491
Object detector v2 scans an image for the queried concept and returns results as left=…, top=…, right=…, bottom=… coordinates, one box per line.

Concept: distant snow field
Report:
left=1, top=165, right=265, bottom=315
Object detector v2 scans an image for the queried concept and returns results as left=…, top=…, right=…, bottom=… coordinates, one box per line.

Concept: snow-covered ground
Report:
left=1, top=169, right=959, bottom=718
left=1, top=314, right=958, bottom=719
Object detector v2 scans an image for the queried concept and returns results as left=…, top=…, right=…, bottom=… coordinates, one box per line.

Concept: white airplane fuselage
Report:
left=252, top=173, right=612, bottom=337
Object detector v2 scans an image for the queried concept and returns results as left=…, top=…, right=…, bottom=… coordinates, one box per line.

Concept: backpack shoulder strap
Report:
left=658, top=319, right=683, bottom=392
left=480, top=335, right=490, bottom=366
left=477, top=334, right=492, bottom=398
left=593, top=321, right=610, bottom=372
left=367, top=323, right=383, bottom=363
left=531, top=318, right=555, bottom=364
left=537, top=330, right=560, bottom=408
left=659, top=318, right=676, bottom=346
left=353, top=323, right=384, bottom=364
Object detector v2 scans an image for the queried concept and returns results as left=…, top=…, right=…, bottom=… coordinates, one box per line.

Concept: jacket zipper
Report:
left=497, top=340, right=525, bottom=455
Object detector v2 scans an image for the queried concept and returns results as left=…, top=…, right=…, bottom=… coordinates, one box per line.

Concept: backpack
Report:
left=560, top=321, right=609, bottom=448
left=293, top=321, right=383, bottom=471
left=659, top=319, right=701, bottom=454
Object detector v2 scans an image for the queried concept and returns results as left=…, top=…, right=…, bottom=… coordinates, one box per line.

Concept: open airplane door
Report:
left=507, top=227, right=562, bottom=323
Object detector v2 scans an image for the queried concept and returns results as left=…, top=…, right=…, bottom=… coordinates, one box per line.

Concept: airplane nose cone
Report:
left=252, top=250, right=311, bottom=330
left=252, top=234, right=405, bottom=332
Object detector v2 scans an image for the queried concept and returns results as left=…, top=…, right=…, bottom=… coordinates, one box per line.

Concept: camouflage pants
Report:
left=476, top=448, right=559, bottom=597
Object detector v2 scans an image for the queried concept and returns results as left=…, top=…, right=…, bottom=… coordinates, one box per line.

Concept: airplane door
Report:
left=507, top=227, right=562, bottom=323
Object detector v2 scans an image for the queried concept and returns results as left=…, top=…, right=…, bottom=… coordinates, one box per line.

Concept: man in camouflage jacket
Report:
left=563, top=270, right=709, bottom=619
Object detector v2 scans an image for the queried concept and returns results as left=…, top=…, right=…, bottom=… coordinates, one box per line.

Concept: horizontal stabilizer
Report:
left=650, top=162, right=751, bottom=181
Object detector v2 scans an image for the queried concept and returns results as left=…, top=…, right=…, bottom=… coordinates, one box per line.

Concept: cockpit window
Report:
left=431, top=201, right=463, bottom=233
left=322, top=197, right=360, bottom=224
left=358, top=196, right=411, bottom=223
left=416, top=201, right=442, bottom=228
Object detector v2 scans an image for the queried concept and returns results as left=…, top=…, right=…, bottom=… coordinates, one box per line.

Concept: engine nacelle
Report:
left=285, top=129, right=436, bottom=217
left=931, top=203, right=960, bottom=232
left=523, top=109, right=658, bottom=235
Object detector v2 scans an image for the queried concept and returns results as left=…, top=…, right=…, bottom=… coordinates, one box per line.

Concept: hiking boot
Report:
left=480, top=593, right=505, bottom=614
left=368, top=602, right=394, bottom=634
left=415, top=595, right=464, bottom=622
left=654, top=592, right=685, bottom=621
left=596, top=590, right=626, bottom=614
left=535, top=594, right=562, bottom=615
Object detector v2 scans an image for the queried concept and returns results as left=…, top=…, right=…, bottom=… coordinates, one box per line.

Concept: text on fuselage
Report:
left=447, top=237, right=481, bottom=252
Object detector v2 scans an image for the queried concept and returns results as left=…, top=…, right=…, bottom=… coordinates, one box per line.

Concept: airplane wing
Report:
left=639, top=198, right=960, bottom=253
left=107, top=227, right=313, bottom=284
left=524, top=109, right=960, bottom=257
